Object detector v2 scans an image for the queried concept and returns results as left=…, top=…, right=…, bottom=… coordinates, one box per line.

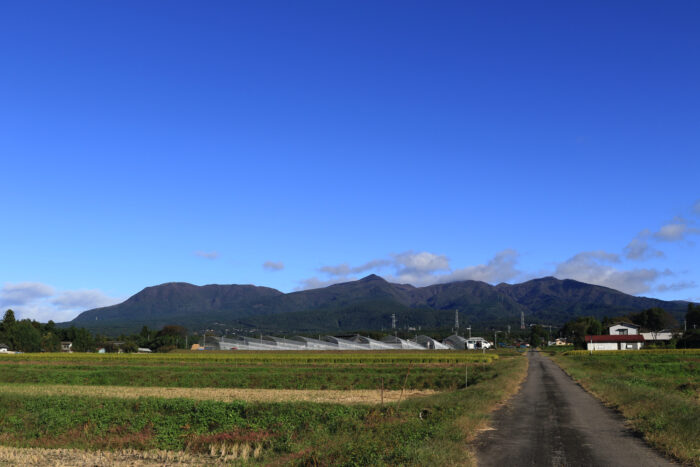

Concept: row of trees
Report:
left=0, top=310, right=96, bottom=352
left=1, top=310, right=195, bottom=353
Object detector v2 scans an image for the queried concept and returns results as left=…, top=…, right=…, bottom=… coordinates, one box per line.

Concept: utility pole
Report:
left=467, top=326, right=471, bottom=339
left=454, top=310, right=459, bottom=334
left=494, top=331, right=501, bottom=349
left=521, top=311, right=525, bottom=330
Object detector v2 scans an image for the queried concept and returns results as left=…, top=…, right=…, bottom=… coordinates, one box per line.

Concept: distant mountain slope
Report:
left=65, top=275, right=691, bottom=334
left=72, top=282, right=283, bottom=329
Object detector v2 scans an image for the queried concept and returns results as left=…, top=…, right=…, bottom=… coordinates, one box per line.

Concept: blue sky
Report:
left=1, top=1, right=699, bottom=322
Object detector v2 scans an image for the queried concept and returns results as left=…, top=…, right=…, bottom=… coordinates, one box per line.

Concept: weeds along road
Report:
left=475, top=351, right=673, bottom=467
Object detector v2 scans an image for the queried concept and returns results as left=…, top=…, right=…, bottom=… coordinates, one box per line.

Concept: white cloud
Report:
left=0, top=282, right=55, bottom=306
left=263, top=261, right=285, bottom=271
left=393, top=252, right=450, bottom=275
left=443, top=249, right=520, bottom=284
left=656, top=281, right=697, bottom=293
left=653, top=219, right=700, bottom=242
left=624, top=235, right=664, bottom=260
left=296, top=276, right=356, bottom=291
left=0, top=282, right=121, bottom=322
left=298, top=250, right=520, bottom=289
left=195, top=251, right=220, bottom=259
left=320, top=259, right=391, bottom=277
left=51, top=290, right=120, bottom=310
left=554, top=251, right=664, bottom=295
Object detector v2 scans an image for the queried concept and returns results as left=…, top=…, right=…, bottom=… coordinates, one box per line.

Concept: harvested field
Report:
left=0, top=446, right=231, bottom=466
left=0, top=383, right=436, bottom=404
left=0, top=350, right=528, bottom=465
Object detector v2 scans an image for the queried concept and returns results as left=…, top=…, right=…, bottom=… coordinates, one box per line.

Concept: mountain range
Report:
left=64, top=275, right=691, bottom=335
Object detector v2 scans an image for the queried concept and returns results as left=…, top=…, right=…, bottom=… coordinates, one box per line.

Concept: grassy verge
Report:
left=0, top=353, right=527, bottom=465
left=550, top=351, right=699, bottom=465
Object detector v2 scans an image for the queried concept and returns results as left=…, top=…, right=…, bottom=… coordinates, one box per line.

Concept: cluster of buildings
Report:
left=585, top=322, right=676, bottom=351
left=201, top=334, right=493, bottom=351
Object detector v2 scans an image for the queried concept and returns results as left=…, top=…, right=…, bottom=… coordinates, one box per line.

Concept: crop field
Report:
left=551, top=350, right=700, bottom=465
left=0, top=351, right=499, bottom=390
left=0, top=350, right=526, bottom=465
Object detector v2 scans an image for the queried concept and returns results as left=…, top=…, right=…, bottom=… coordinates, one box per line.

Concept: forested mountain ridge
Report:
left=66, top=275, right=690, bottom=334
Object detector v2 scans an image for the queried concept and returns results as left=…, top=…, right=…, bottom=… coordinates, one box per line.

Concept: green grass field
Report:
left=0, top=350, right=527, bottom=465
left=551, top=350, right=700, bottom=465
left=0, top=351, right=499, bottom=391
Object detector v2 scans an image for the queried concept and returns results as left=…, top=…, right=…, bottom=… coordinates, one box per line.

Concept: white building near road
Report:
left=586, top=335, right=644, bottom=351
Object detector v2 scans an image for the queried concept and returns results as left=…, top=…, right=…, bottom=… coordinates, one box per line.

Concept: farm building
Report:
left=609, top=323, right=640, bottom=335
left=414, top=335, right=450, bottom=350
left=381, top=336, right=426, bottom=350
left=61, top=341, right=73, bottom=352
left=640, top=330, right=675, bottom=342
left=325, top=336, right=370, bottom=350
left=444, top=335, right=469, bottom=350
left=293, top=336, right=339, bottom=350
left=586, top=335, right=644, bottom=351
left=196, top=333, right=491, bottom=351
left=0, top=343, right=9, bottom=353
left=350, top=335, right=400, bottom=349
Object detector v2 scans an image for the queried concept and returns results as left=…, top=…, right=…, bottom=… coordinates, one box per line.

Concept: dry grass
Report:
left=458, top=353, right=530, bottom=466
left=0, top=446, right=234, bottom=466
left=0, top=383, right=436, bottom=404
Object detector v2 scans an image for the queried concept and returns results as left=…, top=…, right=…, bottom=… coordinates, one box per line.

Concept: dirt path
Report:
left=0, top=383, right=435, bottom=405
left=475, top=351, right=673, bottom=467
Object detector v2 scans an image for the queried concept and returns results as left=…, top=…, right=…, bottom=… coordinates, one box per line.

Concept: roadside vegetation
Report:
left=0, top=350, right=527, bottom=465
left=550, top=350, right=700, bottom=465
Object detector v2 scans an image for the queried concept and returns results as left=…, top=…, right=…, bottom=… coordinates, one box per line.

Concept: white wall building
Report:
left=609, top=323, right=640, bottom=335
left=586, top=335, right=644, bottom=351
left=640, top=330, right=674, bottom=342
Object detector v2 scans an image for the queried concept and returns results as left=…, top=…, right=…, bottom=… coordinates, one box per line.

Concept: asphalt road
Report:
left=475, top=351, right=673, bottom=467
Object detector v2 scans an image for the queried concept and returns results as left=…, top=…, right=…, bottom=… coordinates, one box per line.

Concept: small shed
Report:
left=586, top=335, right=644, bottom=351
left=0, top=343, right=9, bottom=353
left=60, top=341, right=73, bottom=352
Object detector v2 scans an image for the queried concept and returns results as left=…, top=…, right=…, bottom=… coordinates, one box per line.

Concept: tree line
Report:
left=0, top=309, right=195, bottom=353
